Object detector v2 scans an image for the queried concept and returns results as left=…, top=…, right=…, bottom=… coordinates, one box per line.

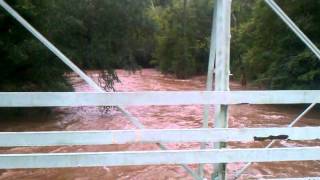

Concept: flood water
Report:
left=0, top=69, right=319, bottom=179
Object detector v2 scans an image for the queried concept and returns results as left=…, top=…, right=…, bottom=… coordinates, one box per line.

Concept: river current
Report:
left=0, top=69, right=319, bottom=179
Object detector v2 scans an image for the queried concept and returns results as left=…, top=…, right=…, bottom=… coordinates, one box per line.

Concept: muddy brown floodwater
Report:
left=0, top=69, right=319, bottom=180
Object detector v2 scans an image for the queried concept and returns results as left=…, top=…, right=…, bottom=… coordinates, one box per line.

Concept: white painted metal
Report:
left=1, top=147, right=320, bottom=169
left=199, top=0, right=218, bottom=177
left=235, top=100, right=319, bottom=179
left=234, top=1, right=320, bottom=178
left=118, top=105, right=201, bottom=180
left=0, top=127, right=319, bottom=147
left=0, top=1, right=200, bottom=178
left=264, top=0, right=320, bottom=60
left=213, top=0, right=232, bottom=179
left=1, top=91, right=320, bottom=107
left=0, top=0, right=319, bottom=179
left=0, top=0, right=103, bottom=92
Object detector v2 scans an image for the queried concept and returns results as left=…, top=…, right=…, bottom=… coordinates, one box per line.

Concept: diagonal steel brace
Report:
left=234, top=0, right=320, bottom=178
left=0, top=1, right=201, bottom=179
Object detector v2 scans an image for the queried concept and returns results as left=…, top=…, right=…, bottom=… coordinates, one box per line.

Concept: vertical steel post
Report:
left=212, top=0, right=232, bottom=179
left=198, top=0, right=217, bottom=178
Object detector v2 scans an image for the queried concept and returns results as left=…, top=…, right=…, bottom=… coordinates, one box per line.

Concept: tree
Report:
left=0, top=0, right=155, bottom=92
left=0, top=0, right=71, bottom=91
left=232, top=0, right=320, bottom=89
left=151, top=0, right=214, bottom=78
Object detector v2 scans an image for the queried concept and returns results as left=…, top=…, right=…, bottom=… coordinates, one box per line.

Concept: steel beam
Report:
left=1, top=91, right=320, bottom=107
left=264, top=0, right=320, bottom=60
left=199, top=0, right=218, bottom=177
left=0, top=0, right=103, bottom=92
left=0, top=127, right=319, bottom=147
left=0, top=1, right=200, bottom=179
left=213, top=0, right=232, bottom=179
left=234, top=1, right=320, bottom=178
left=1, top=0, right=319, bottom=179
left=1, top=147, right=320, bottom=169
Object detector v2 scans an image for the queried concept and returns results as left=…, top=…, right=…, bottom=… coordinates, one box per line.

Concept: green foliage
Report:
left=151, top=0, right=213, bottom=78
left=232, top=0, right=320, bottom=89
left=0, top=0, right=155, bottom=91
left=46, top=0, right=155, bottom=71
left=2, top=0, right=320, bottom=91
left=0, top=0, right=71, bottom=91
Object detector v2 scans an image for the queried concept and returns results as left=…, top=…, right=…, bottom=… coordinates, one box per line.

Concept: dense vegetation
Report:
left=0, top=0, right=320, bottom=91
left=232, top=0, right=320, bottom=89
left=0, top=0, right=153, bottom=91
left=0, top=1, right=69, bottom=91
left=150, top=0, right=213, bottom=78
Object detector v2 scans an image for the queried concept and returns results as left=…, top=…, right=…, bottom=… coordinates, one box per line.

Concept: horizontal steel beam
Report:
left=0, top=91, right=320, bottom=107
left=0, top=127, right=319, bottom=147
left=0, top=147, right=319, bottom=169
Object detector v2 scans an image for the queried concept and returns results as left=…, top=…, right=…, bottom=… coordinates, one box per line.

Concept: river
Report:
left=0, top=69, right=319, bottom=179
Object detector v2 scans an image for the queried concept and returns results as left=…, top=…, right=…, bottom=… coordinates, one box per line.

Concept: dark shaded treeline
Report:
left=0, top=0, right=320, bottom=91
left=0, top=0, right=154, bottom=91
left=231, top=0, right=320, bottom=89
left=153, top=0, right=320, bottom=89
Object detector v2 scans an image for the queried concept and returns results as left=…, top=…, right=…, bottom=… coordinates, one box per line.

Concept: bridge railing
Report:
left=0, top=91, right=319, bottom=174
left=1, top=0, right=320, bottom=179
